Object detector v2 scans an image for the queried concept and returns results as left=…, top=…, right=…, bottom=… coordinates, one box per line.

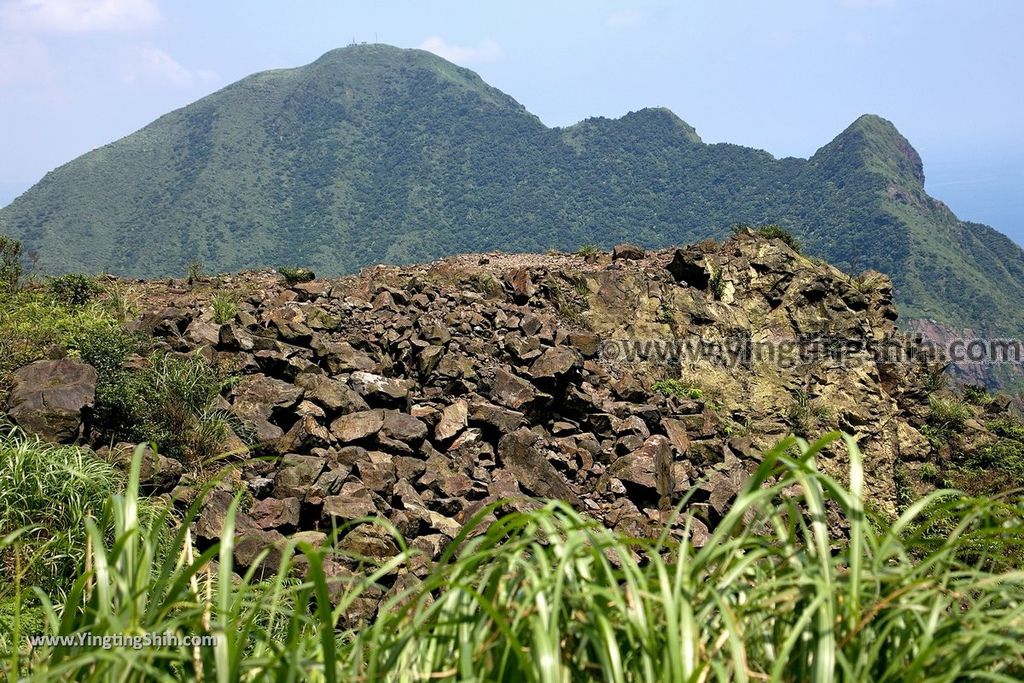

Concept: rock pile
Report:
left=5, top=231, right=951, bottom=612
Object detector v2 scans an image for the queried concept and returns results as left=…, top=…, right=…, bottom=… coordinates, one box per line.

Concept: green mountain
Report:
left=3, top=43, right=1023, bottom=338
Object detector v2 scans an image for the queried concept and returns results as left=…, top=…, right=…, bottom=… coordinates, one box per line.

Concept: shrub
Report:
left=102, top=353, right=238, bottom=464
left=47, top=274, right=102, bottom=307
left=0, top=236, right=21, bottom=295
left=962, top=384, right=994, bottom=406
left=787, top=388, right=831, bottom=435
left=278, top=267, right=315, bottom=284
left=709, top=269, right=726, bottom=299
left=757, top=225, right=801, bottom=253
left=0, top=289, right=122, bottom=390
left=99, top=280, right=141, bottom=322
left=186, top=259, right=205, bottom=285
left=575, top=244, right=601, bottom=258
left=969, top=438, right=1024, bottom=479
left=927, top=395, right=973, bottom=436
left=75, top=326, right=145, bottom=436
left=851, top=271, right=886, bottom=294
left=733, top=223, right=801, bottom=253
left=988, top=414, right=1024, bottom=441
left=653, top=378, right=703, bottom=400
left=467, top=272, right=503, bottom=298
left=923, top=365, right=947, bottom=393
left=210, top=292, right=239, bottom=324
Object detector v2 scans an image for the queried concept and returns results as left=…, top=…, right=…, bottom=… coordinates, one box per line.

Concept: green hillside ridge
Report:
left=2, top=43, right=1023, bottom=338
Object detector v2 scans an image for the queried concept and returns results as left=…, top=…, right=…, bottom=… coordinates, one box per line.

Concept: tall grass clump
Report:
left=210, top=292, right=239, bottom=324
left=106, top=353, right=240, bottom=464
left=922, top=394, right=973, bottom=444
left=5, top=434, right=1024, bottom=681
left=0, top=426, right=121, bottom=588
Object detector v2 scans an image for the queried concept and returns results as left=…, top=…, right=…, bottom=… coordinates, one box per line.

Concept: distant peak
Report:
left=566, top=107, right=702, bottom=144
left=624, top=107, right=702, bottom=143
left=311, top=43, right=446, bottom=68
left=814, top=113, right=924, bottom=185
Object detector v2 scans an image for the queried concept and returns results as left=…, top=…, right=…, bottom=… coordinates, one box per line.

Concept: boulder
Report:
left=184, top=319, right=220, bottom=347
left=250, top=496, right=301, bottom=530
left=323, top=482, right=378, bottom=522
left=381, top=410, right=428, bottom=444
left=497, top=428, right=578, bottom=505
left=297, top=374, right=368, bottom=415
left=489, top=368, right=537, bottom=410
left=271, top=454, right=327, bottom=499
left=233, top=529, right=287, bottom=574
left=612, top=243, right=645, bottom=261
left=230, top=374, right=303, bottom=437
left=350, top=371, right=415, bottom=404
left=470, top=400, right=526, bottom=433
left=279, top=415, right=332, bottom=453
left=506, top=267, right=535, bottom=302
left=311, top=338, right=375, bottom=374
left=102, top=442, right=183, bottom=492
left=667, top=249, right=710, bottom=289
left=435, top=400, right=468, bottom=442
left=194, top=489, right=256, bottom=542
left=330, top=409, right=385, bottom=444
left=529, top=347, right=582, bottom=383
left=8, top=359, right=97, bottom=443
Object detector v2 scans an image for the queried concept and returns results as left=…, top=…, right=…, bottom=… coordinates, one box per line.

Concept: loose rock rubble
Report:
left=5, top=231, right=955, bottom=613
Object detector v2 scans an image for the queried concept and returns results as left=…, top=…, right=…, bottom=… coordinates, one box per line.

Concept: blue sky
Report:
left=1, top=0, right=1021, bottom=242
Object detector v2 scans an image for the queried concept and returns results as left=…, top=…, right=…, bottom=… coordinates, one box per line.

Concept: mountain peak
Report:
left=301, top=43, right=528, bottom=114
left=621, top=107, right=703, bottom=143
left=3, top=53, right=1022, bottom=351
left=813, top=113, right=925, bottom=186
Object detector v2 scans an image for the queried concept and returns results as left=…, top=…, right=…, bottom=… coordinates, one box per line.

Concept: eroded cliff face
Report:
left=7, top=232, right=974, bottom=598
left=906, top=318, right=1024, bottom=399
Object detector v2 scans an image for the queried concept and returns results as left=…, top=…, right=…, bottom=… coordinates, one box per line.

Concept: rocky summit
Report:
left=6, top=231, right=1007, bottom=606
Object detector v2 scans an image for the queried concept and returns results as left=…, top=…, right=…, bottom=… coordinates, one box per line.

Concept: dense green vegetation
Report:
left=1, top=432, right=1023, bottom=680
left=0, top=274, right=237, bottom=464
left=0, top=277, right=129, bottom=392
left=2, top=44, right=1024, bottom=337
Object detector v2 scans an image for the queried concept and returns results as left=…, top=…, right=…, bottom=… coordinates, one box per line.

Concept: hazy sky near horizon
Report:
left=1, top=0, right=1021, bottom=242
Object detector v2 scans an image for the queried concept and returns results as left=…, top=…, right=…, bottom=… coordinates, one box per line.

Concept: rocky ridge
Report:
left=6, top=231, right=976, bottom=613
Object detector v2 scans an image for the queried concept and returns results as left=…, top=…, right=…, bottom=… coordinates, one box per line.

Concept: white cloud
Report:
left=123, top=46, right=215, bottom=86
left=607, top=9, right=644, bottom=28
left=841, top=0, right=895, bottom=8
left=0, top=0, right=159, bottom=33
left=418, top=36, right=502, bottom=65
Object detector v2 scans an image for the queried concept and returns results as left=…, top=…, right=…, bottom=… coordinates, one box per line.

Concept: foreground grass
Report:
left=1, top=431, right=1023, bottom=681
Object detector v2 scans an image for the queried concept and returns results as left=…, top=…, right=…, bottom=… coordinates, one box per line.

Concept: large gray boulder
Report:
left=8, top=359, right=97, bottom=443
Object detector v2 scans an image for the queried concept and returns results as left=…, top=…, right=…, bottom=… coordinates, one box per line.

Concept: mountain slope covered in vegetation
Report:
left=2, top=44, right=1023, bottom=338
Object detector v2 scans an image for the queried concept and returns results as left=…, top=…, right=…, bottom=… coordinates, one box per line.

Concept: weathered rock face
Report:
left=6, top=232, right=957, bottom=619
left=7, top=359, right=97, bottom=443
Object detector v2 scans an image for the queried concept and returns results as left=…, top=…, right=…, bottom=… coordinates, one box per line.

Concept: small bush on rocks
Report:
left=278, top=267, right=315, bottom=284
left=47, top=274, right=102, bottom=307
